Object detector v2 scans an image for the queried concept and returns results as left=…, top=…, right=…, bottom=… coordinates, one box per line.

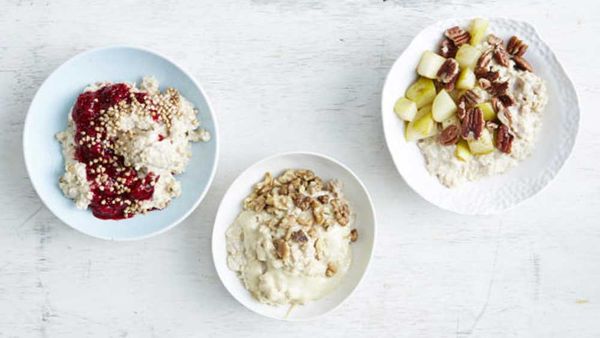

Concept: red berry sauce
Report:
left=72, top=83, right=157, bottom=220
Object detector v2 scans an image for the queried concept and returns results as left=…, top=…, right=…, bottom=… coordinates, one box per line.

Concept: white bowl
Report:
left=381, top=17, right=580, bottom=215
left=23, top=46, right=219, bottom=240
left=211, top=152, right=376, bottom=320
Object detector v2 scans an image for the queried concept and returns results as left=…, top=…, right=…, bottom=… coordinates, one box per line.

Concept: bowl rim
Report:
left=211, top=151, right=377, bottom=321
left=22, top=44, right=220, bottom=241
left=380, top=16, right=580, bottom=215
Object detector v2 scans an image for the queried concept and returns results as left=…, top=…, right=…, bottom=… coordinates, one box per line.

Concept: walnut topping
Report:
left=460, top=89, right=480, bottom=107
left=325, top=263, right=337, bottom=277
left=439, top=125, right=460, bottom=145
left=331, top=199, right=350, bottom=226
left=291, top=230, right=308, bottom=243
left=507, top=36, right=528, bottom=56
left=461, top=107, right=485, bottom=140
left=437, top=58, right=459, bottom=84
left=444, top=26, right=471, bottom=46
left=496, top=124, right=514, bottom=154
left=350, top=229, right=358, bottom=242
left=317, top=195, right=329, bottom=204
left=487, top=34, right=504, bottom=46
left=275, top=239, right=289, bottom=259
left=513, top=55, right=533, bottom=72
left=439, top=38, right=458, bottom=58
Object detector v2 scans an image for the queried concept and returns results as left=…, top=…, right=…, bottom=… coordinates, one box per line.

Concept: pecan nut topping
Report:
left=439, top=38, right=458, bottom=58
left=460, top=89, right=480, bottom=107
left=513, top=55, right=533, bottom=72
left=461, top=107, right=485, bottom=139
left=488, top=80, right=509, bottom=96
left=456, top=100, right=467, bottom=120
left=476, top=49, right=493, bottom=73
left=493, top=45, right=510, bottom=67
left=496, top=124, right=514, bottom=153
left=506, top=36, right=528, bottom=56
left=437, top=58, right=460, bottom=84
left=478, top=78, right=492, bottom=90
left=498, top=94, right=515, bottom=107
left=444, top=26, right=471, bottom=46
left=487, top=34, right=504, bottom=46
left=439, top=125, right=460, bottom=145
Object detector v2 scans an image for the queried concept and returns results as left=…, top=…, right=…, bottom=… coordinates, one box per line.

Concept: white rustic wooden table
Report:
left=1, top=0, right=599, bottom=337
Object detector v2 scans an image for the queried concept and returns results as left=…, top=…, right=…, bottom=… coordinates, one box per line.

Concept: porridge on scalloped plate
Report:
left=56, top=76, right=210, bottom=220
left=393, top=18, right=548, bottom=187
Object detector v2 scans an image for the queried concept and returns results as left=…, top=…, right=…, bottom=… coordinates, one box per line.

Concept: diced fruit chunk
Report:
left=394, top=97, right=417, bottom=121
left=467, top=128, right=495, bottom=155
left=442, top=115, right=459, bottom=129
left=456, top=68, right=476, bottom=90
left=455, top=140, right=472, bottom=161
left=477, top=102, right=496, bottom=121
left=469, top=18, right=489, bottom=46
left=406, top=77, right=436, bottom=108
left=405, top=112, right=435, bottom=141
left=456, top=44, right=482, bottom=69
left=417, top=51, right=446, bottom=79
left=432, top=90, right=457, bottom=122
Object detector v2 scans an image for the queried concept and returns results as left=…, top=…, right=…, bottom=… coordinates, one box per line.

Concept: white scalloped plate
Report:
left=382, top=17, right=579, bottom=215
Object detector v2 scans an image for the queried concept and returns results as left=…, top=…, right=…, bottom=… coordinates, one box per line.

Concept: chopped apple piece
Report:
left=456, top=44, right=482, bottom=69
left=455, top=140, right=472, bottom=161
left=456, top=67, right=476, bottom=90
left=467, top=129, right=495, bottom=155
left=394, top=97, right=418, bottom=121
left=406, top=77, right=436, bottom=108
left=469, top=18, right=489, bottom=46
left=442, top=115, right=459, bottom=129
left=477, top=102, right=496, bottom=121
left=417, top=51, right=446, bottom=79
left=405, top=112, right=435, bottom=142
left=432, top=90, right=457, bottom=122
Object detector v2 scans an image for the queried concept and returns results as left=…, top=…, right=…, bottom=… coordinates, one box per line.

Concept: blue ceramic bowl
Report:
left=23, top=46, right=219, bottom=240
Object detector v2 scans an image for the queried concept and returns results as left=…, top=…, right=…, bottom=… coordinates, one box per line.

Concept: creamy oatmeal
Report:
left=394, top=18, right=548, bottom=187
left=56, top=76, right=210, bottom=219
left=226, top=169, right=358, bottom=306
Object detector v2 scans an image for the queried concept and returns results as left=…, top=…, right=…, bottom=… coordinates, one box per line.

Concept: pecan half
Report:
left=493, top=45, right=510, bottom=67
left=439, top=38, right=458, bottom=58
left=487, top=34, right=504, bottom=46
left=460, top=89, right=480, bottom=107
left=488, top=81, right=509, bottom=96
left=478, top=78, right=492, bottom=90
left=496, top=124, right=514, bottom=153
left=439, top=125, right=460, bottom=145
left=513, top=55, right=533, bottom=72
left=291, top=230, right=308, bottom=243
left=461, top=107, right=484, bottom=139
left=479, top=70, right=500, bottom=82
left=456, top=101, right=467, bottom=120
left=498, top=94, right=515, bottom=107
left=506, top=36, right=528, bottom=56
left=437, top=58, right=459, bottom=84
left=444, top=26, right=471, bottom=46
left=476, top=49, right=493, bottom=73
left=491, top=96, right=505, bottom=114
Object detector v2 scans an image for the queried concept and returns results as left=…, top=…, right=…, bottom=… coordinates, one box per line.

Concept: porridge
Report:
left=56, top=76, right=210, bottom=219
left=226, top=169, right=358, bottom=306
left=393, top=18, right=548, bottom=187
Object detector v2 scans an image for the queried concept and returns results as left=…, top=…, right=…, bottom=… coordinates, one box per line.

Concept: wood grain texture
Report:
left=1, top=0, right=599, bottom=336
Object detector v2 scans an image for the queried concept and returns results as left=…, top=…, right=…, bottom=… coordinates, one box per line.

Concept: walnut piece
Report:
left=291, top=230, right=308, bottom=243
left=275, top=239, right=289, bottom=259
left=325, top=263, right=337, bottom=277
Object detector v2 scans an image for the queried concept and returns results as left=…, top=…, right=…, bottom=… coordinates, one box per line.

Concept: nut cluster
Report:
left=243, top=169, right=358, bottom=277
